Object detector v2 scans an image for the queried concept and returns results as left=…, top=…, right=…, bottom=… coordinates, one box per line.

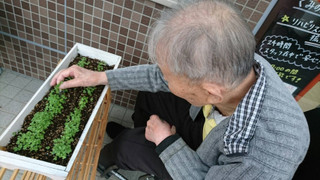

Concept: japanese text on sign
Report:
left=299, top=0, right=320, bottom=12
left=259, top=35, right=320, bottom=70
left=271, top=64, right=302, bottom=83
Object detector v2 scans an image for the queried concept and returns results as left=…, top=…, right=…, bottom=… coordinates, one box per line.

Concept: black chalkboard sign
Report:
left=255, top=0, right=320, bottom=98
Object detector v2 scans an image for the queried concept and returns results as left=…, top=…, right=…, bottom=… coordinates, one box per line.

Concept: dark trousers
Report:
left=101, top=91, right=205, bottom=179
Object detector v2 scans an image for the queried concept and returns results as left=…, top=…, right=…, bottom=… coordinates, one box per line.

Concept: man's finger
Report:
left=59, top=78, right=83, bottom=89
left=59, top=69, right=75, bottom=83
left=50, top=71, right=61, bottom=86
left=50, top=70, right=67, bottom=87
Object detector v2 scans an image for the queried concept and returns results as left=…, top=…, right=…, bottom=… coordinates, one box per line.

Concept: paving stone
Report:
left=109, top=105, right=126, bottom=119
left=0, top=70, right=18, bottom=84
left=0, top=82, right=7, bottom=92
left=123, top=109, right=134, bottom=123
left=13, top=89, right=35, bottom=103
left=0, top=110, right=15, bottom=128
left=1, top=100, right=25, bottom=115
left=7, top=69, right=23, bottom=76
left=0, top=85, right=21, bottom=99
left=10, top=75, right=32, bottom=89
left=24, top=79, right=44, bottom=93
left=0, top=95, right=11, bottom=109
left=0, top=127, right=4, bottom=136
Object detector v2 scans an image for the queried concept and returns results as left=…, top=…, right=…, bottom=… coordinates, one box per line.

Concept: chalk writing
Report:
left=299, top=0, right=320, bottom=12
left=259, top=35, right=320, bottom=70
left=266, top=39, right=292, bottom=49
left=281, top=15, right=290, bottom=23
left=271, top=64, right=302, bottom=83
left=309, top=34, right=320, bottom=43
left=291, top=18, right=320, bottom=33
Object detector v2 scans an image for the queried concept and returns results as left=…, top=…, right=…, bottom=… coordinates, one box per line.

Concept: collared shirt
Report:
left=223, top=60, right=267, bottom=155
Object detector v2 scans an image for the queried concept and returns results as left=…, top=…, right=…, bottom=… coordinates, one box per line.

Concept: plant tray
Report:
left=0, top=43, right=121, bottom=179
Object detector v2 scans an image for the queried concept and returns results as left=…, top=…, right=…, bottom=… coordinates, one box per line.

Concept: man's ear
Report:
left=202, top=82, right=223, bottom=104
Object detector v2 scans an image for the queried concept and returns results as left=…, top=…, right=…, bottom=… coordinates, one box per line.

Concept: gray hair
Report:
left=148, top=0, right=256, bottom=88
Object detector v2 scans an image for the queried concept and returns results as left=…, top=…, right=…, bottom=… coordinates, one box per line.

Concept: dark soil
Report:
left=5, top=55, right=114, bottom=166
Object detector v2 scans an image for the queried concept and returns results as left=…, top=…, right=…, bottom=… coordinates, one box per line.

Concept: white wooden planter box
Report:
left=0, top=43, right=121, bottom=179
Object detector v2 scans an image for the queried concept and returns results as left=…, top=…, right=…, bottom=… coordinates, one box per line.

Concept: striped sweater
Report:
left=106, top=54, right=309, bottom=180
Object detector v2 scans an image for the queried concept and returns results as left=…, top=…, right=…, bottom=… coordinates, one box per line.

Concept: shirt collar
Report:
left=223, top=60, right=267, bottom=155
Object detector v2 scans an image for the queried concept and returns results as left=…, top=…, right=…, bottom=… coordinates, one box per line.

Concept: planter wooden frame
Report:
left=0, top=43, right=121, bottom=179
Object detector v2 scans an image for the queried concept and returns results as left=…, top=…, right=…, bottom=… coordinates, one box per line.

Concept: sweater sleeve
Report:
left=106, top=64, right=170, bottom=92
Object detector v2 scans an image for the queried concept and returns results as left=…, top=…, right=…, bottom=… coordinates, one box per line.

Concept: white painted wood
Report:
left=76, top=43, right=121, bottom=68
left=0, top=43, right=121, bottom=179
left=149, top=0, right=177, bottom=8
left=0, top=154, right=68, bottom=179
left=0, top=151, right=65, bottom=170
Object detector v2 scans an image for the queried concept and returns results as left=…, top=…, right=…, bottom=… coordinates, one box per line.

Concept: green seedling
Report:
left=97, top=61, right=106, bottom=71
left=14, top=83, right=67, bottom=152
left=52, top=96, right=88, bottom=160
left=78, top=57, right=90, bottom=67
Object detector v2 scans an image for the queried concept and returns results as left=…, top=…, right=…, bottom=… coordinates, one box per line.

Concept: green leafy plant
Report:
left=52, top=101, right=85, bottom=159
left=77, top=57, right=90, bottom=67
left=51, top=85, right=97, bottom=160
left=14, top=82, right=67, bottom=152
left=97, top=61, right=106, bottom=71
left=83, top=86, right=96, bottom=96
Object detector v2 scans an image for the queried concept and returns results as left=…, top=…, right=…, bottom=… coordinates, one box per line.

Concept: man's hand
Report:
left=145, top=115, right=176, bottom=146
left=50, top=65, right=108, bottom=89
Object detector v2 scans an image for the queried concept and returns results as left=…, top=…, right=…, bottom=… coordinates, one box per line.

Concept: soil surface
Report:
left=6, top=55, right=114, bottom=166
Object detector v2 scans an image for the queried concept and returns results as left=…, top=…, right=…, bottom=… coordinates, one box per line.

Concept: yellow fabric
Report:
left=202, top=104, right=217, bottom=140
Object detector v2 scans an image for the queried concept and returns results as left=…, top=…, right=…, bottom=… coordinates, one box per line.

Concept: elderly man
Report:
left=51, top=0, right=309, bottom=179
